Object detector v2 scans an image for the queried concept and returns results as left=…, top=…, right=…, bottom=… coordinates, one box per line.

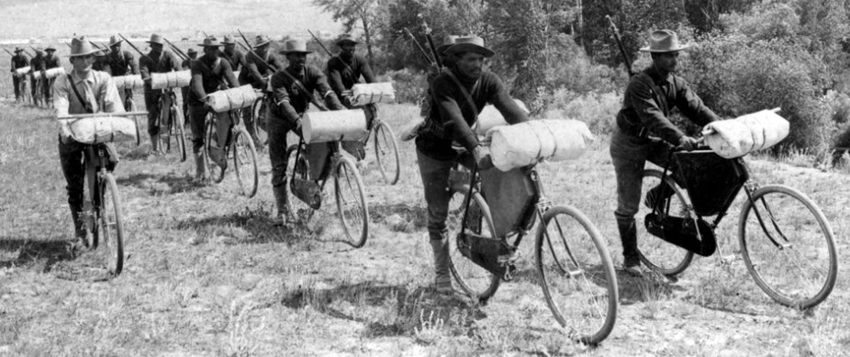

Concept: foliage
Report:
left=538, top=89, right=622, bottom=135
left=312, top=0, right=390, bottom=63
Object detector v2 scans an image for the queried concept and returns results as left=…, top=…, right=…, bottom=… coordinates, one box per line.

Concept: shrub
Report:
left=382, top=68, right=425, bottom=105
left=538, top=89, right=622, bottom=135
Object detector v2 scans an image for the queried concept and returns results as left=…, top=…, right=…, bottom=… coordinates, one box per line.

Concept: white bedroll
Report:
left=57, top=112, right=147, bottom=144
left=702, top=108, right=789, bottom=159
left=302, top=109, right=369, bottom=144
left=472, top=99, right=530, bottom=136
left=113, top=75, right=144, bottom=90
left=206, top=85, right=258, bottom=113
left=31, top=67, right=66, bottom=80
left=488, top=119, right=595, bottom=172
left=150, top=70, right=191, bottom=89
left=349, top=82, right=395, bottom=106
left=14, top=66, right=31, bottom=78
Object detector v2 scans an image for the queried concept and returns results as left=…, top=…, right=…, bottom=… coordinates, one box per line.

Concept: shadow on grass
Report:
left=116, top=173, right=201, bottom=195
left=174, top=210, right=308, bottom=246
left=617, top=270, right=687, bottom=306
left=369, top=202, right=427, bottom=231
left=281, top=281, right=484, bottom=338
left=0, top=237, right=74, bottom=272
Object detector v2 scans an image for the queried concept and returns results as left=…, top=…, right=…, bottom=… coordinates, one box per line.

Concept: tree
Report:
left=312, top=0, right=389, bottom=64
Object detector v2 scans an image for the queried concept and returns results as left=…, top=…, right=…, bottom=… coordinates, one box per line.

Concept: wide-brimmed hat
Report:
left=436, top=35, right=458, bottom=55
left=639, top=29, right=689, bottom=53
left=108, top=35, right=123, bottom=47
left=147, top=34, right=165, bottom=45
left=199, top=36, right=223, bottom=47
left=33, top=46, right=44, bottom=53
left=222, top=35, right=236, bottom=45
left=68, top=36, right=100, bottom=58
left=279, top=39, right=312, bottom=54
left=444, top=35, right=494, bottom=57
left=187, top=48, right=198, bottom=55
left=13, top=47, right=23, bottom=53
left=253, top=35, right=271, bottom=48
left=335, top=34, right=358, bottom=46
left=45, top=45, right=57, bottom=52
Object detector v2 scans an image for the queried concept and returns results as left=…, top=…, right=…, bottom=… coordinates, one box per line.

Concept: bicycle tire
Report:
left=446, top=187, right=501, bottom=303
left=536, top=205, right=618, bottom=346
left=284, top=144, right=315, bottom=222
left=251, top=97, right=269, bottom=146
left=636, top=169, right=695, bottom=276
left=334, top=156, right=369, bottom=247
left=171, top=105, right=187, bottom=162
left=127, top=100, right=141, bottom=146
left=232, top=127, right=259, bottom=198
left=204, top=115, right=226, bottom=183
left=96, top=172, right=125, bottom=276
left=373, top=121, right=401, bottom=185
left=738, top=184, right=838, bottom=309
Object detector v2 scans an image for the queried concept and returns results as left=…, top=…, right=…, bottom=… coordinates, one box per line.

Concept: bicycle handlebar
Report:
left=57, top=111, right=148, bottom=119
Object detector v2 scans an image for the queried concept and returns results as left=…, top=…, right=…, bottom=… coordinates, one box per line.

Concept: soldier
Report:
left=92, top=48, right=110, bottom=72
left=326, top=34, right=376, bottom=106
left=10, top=47, right=29, bottom=103
left=53, top=36, right=125, bottom=247
left=402, top=35, right=458, bottom=142
left=43, top=45, right=61, bottom=107
left=29, top=47, right=46, bottom=106
left=139, top=33, right=181, bottom=153
left=220, top=35, right=245, bottom=73
left=239, top=35, right=284, bottom=148
left=105, top=35, right=139, bottom=104
left=267, top=39, right=344, bottom=226
left=611, top=30, right=720, bottom=276
left=181, top=48, right=198, bottom=122
left=186, top=37, right=240, bottom=182
left=415, top=36, right=529, bottom=294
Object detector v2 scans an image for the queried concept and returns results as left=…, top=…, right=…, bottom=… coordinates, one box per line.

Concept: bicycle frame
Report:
left=83, top=144, right=112, bottom=230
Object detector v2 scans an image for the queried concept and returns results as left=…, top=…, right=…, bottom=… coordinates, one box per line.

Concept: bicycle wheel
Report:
left=127, top=100, right=141, bottom=146
left=95, top=172, right=125, bottom=276
left=738, top=185, right=838, bottom=309
left=536, top=206, right=618, bottom=345
left=636, top=169, right=694, bottom=275
left=284, top=144, right=315, bottom=220
left=204, top=115, right=226, bottom=183
left=446, top=187, right=501, bottom=302
left=170, top=105, right=187, bottom=162
left=251, top=97, right=269, bottom=146
left=232, top=127, right=259, bottom=198
left=334, top=156, right=369, bottom=247
left=373, top=121, right=401, bottom=185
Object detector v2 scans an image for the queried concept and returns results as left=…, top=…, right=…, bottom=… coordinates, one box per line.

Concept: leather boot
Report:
left=430, top=236, right=454, bottom=294
left=617, top=218, right=643, bottom=276
left=151, top=134, right=160, bottom=154
left=272, top=185, right=291, bottom=227
left=193, top=152, right=209, bottom=182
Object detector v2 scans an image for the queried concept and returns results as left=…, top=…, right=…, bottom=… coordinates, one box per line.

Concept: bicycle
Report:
left=360, top=104, right=401, bottom=185
left=285, top=135, right=370, bottom=248
left=155, top=88, right=187, bottom=161
left=249, top=89, right=270, bottom=147
left=446, top=146, right=618, bottom=345
left=204, top=109, right=259, bottom=198
left=57, top=112, right=144, bottom=277
left=637, top=147, right=838, bottom=309
left=120, top=91, right=142, bottom=146
left=16, top=73, right=33, bottom=104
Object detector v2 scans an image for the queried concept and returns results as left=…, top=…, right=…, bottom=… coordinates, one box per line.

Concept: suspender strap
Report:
left=444, top=70, right=481, bottom=129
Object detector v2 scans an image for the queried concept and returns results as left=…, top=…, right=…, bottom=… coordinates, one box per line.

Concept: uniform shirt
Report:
left=93, top=56, right=109, bottom=72
left=44, top=54, right=61, bottom=69
left=220, top=49, right=245, bottom=72
left=29, top=55, right=46, bottom=72
left=53, top=70, right=125, bottom=116
left=616, top=66, right=720, bottom=145
left=11, top=54, right=29, bottom=71
left=188, top=54, right=238, bottom=106
left=269, top=65, right=340, bottom=121
left=326, top=53, right=375, bottom=98
left=240, top=51, right=284, bottom=89
left=416, top=69, right=528, bottom=161
left=139, top=50, right=180, bottom=91
left=106, top=50, right=138, bottom=76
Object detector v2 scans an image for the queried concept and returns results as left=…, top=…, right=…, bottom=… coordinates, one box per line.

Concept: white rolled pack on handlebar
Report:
left=349, top=82, right=395, bottom=106
left=150, top=70, right=191, bottom=89
left=14, top=66, right=30, bottom=77
left=302, top=109, right=370, bottom=144
left=113, top=74, right=144, bottom=90
left=206, top=85, right=258, bottom=113
left=31, top=67, right=66, bottom=80
left=488, top=119, right=595, bottom=172
left=702, top=108, right=788, bottom=159
left=57, top=115, right=138, bottom=144
left=472, top=99, right=530, bottom=136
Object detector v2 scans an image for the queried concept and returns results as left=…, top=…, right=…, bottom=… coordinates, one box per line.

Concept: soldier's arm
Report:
left=52, top=75, right=70, bottom=117
left=139, top=56, right=151, bottom=81
left=169, top=52, right=181, bottom=72
left=270, top=74, right=301, bottom=125
left=359, top=56, right=376, bottom=83
left=673, top=77, right=721, bottom=127
left=433, top=75, right=478, bottom=152
left=489, top=74, right=528, bottom=125
left=127, top=51, right=139, bottom=75
left=326, top=58, right=346, bottom=97
left=190, top=62, right=207, bottom=100
left=246, top=54, right=264, bottom=83
left=222, top=60, right=239, bottom=88
left=630, top=76, right=685, bottom=145
left=314, top=68, right=344, bottom=110
left=101, top=74, right=126, bottom=113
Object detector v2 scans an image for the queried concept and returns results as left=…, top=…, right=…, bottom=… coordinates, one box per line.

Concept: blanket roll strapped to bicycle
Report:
left=113, top=75, right=144, bottom=90
left=31, top=67, right=66, bottom=80
left=702, top=109, right=789, bottom=159
left=58, top=116, right=137, bottom=144
left=302, top=109, right=370, bottom=144
left=488, top=119, right=594, bottom=172
left=348, top=82, right=395, bottom=106
left=14, top=66, right=31, bottom=78
left=206, top=85, right=258, bottom=113
left=150, top=70, right=191, bottom=90
left=472, top=99, right=530, bottom=136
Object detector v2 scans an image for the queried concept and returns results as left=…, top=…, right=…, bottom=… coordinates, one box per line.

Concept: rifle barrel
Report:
left=606, top=15, right=634, bottom=77
left=118, top=34, right=145, bottom=56
left=163, top=37, right=188, bottom=61
left=403, top=28, right=433, bottom=65
left=2, top=48, right=14, bottom=56
left=307, top=30, right=333, bottom=57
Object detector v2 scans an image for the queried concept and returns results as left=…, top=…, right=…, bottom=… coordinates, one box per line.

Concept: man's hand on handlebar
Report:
left=677, top=136, right=700, bottom=152
left=472, top=145, right=494, bottom=170
left=293, top=118, right=303, bottom=136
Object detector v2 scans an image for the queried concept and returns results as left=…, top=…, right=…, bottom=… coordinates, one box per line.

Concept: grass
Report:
left=1, top=94, right=849, bottom=356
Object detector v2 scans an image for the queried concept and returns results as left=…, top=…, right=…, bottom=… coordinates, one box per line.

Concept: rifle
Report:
left=3, top=48, right=15, bottom=56
left=118, top=34, right=145, bottom=56
left=65, top=42, right=72, bottom=48
left=606, top=15, right=634, bottom=77
left=402, top=28, right=434, bottom=65
left=24, top=48, right=35, bottom=57
left=237, top=29, right=328, bottom=111
left=163, top=37, right=188, bottom=61
left=203, top=31, right=209, bottom=38
left=307, top=29, right=333, bottom=57
left=420, top=19, right=442, bottom=68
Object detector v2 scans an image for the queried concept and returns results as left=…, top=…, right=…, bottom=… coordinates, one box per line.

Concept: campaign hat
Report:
left=444, top=35, right=494, bottom=58
left=187, top=48, right=198, bottom=55
left=68, top=36, right=100, bottom=58
left=14, top=47, right=23, bottom=53
left=253, top=35, right=271, bottom=48
left=436, top=35, right=458, bottom=55
left=146, top=33, right=165, bottom=45
left=335, top=34, right=358, bottom=46
left=198, top=36, right=223, bottom=47
left=639, top=29, right=689, bottom=53
left=108, top=35, right=123, bottom=47
left=279, top=39, right=312, bottom=54
left=45, top=45, right=57, bottom=52
left=222, top=35, right=236, bottom=45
